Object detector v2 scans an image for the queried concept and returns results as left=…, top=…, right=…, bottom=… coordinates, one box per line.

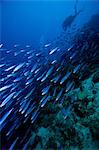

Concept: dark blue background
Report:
left=1, top=0, right=99, bottom=48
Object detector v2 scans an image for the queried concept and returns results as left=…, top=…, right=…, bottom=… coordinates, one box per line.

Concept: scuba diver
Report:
left=62, top=0, right=82, bottom=31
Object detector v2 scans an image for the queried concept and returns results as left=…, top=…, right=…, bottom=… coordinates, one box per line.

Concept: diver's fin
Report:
left=76, top=9, right=83, bottom=16
left=74, top=0, right=78, bottom=15
left=74, top=0, right=83, bottom=16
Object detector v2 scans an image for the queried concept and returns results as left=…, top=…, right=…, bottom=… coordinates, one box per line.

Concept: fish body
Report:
left=60, top=72, right=71, bottom=84
left=9, top=137, right=19, bottom=150
left=40, top=95, right=51, bottom=107
left=52, top=74, right=61, bottom=83
left=13, top=63, right=24, bottom=73
left=42, top=85, right=50, bottom=95
left=46, top=66, right=54, bottom=78
left=31, top=63, right=37, bottom=73
left=49, top=47, right=58, bottom=55
left=5, top=65, right=15, bottom=72
left=0, top=108, right=13, bottom=125
left=73, top=64, right=81, bottom=73
left=56, top=89, right=63, bottom=101
left=45, top=43, right=51, bottom=47
left=0, top=84, right=13, bottom=92
left=0, top=92, right=15, bottom=107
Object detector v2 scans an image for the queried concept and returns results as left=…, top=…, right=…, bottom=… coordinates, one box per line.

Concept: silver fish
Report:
left=40, top=95, right=51, bottom=107
left=25, top=88, right=35, bottom=99
left=5, top=65, right=15, bottom=72
left=31, top=108, right=40, bottom=123
left=37, top=72, right=46, bottom=81
left=34, top=68, right=41, bottom=74
left=13, top=63, right=25, bottom=73
left=13, top=77, right=23, bottom=82
left=60, top=72, right=71, bottom=84
left=42, top=85, right=50, bottom=95
left=0, top=64, right=5, bottom=68
left=26, top=78, right=34, bottom=85
left=25, top=102, right=35, bottom=117
left=41, top=75, right=47, bottom=82
left=73, top=64, right=81, bottom=73
left=0, top=84, right=13, bottom=92
left=31, top=63, right=37, bottom=73
left=49, top=47, right=58, bottom=55
left=46, top=66, right=54, bottom=78
left=21, top=101, right=30, bottom=114
left=9, top=137, right=19, bottom=150
left=0, top=108, right=13, bottom=125
left=0, top=92, right=15, bottom=107
left=51, top=74, right=61, bottom=83
left=56, top=89, right=63, bottom=101
left=45, top=43, right=51, bottom=47
left=51, top=60, right=57, bottom=64
left=0, top=43, right=3, bottom=48
left=65, top=81, right=74, bottom=93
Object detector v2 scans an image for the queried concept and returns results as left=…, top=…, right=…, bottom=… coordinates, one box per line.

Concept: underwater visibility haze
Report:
left=0, top=0, right=99, bottom=149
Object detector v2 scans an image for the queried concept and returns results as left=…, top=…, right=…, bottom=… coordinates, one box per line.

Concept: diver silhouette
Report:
left=62, top=0, right=82, bottom=31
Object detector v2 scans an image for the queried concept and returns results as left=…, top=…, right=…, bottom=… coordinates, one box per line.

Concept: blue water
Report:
left=0, top=0, right=99, bottom=149
left=1, top=0, right=99, bottom=48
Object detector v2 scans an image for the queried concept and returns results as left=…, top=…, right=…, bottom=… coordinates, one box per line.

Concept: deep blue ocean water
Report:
left=0, top=0, right=99, bottom=149
left=1, top=0, right=99, bottom=48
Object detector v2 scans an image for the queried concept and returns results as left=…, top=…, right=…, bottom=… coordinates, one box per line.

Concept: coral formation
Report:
left=28, top=71, right=99, bottom=150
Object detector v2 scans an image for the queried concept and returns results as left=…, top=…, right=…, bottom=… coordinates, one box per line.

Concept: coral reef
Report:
left=28, top=71, right=99, bottom=150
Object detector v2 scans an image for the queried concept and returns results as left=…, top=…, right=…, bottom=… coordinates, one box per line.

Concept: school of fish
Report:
left=0, top=22, right=99, bottom=149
